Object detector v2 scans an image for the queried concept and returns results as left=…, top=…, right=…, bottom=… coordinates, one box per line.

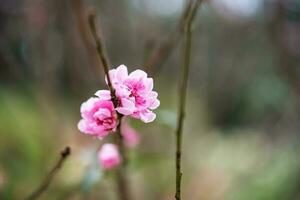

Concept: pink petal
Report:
left=115, top=86, right=131, bottom=98
left=121, top=98, right=135, bottom=109
left=149, top=91, right=158, bottom=98
left=92, top=123, right=109, bottom=136
left=115, top=98, right=135, bottom=115
left=116, top=107, right=134, bottom=115
left=106, top=69, right=116, bottom=85
left=144, top=78, right=153, bottom=92
left=80, top=97, right=97, bottom=114
left=129, top=69, right=147, bottom=79
left=96, top=100, right=114, bottom=111
left=139, top=110, right=156, bottom=123
left=77, top=119, right=89, bottom=133
left=149, top=99, right=160, bottom=110
left=94, top=108, right=111, bottom=119
left=115, top=65, right=128, bottom=82
left=95, top=90, right=111, bottom=100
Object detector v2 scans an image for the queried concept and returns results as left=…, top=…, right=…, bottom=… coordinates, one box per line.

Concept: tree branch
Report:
left=88, top=11, right=116, bottom=103
left=143, top=0, right=193, bottom=75
left=175, top=1, right=203, bottom=200
left=88, top=11, right=130, bottom=200
left=25, top=147, right=71, bottom=200
left=115, top=118, right=130, bottom=200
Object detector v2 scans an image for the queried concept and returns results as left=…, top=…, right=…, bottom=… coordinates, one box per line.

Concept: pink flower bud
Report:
left=98, top=144, right=121, bottom=170
left=121, top=121, right=140, bottom=148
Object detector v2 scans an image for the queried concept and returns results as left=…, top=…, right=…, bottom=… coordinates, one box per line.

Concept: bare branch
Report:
left=87, top=12, right=130, bottom=200
left=175, top=1, right=203, bottom=200
left=144, top=0, right=193, bottom=75
left=88, top=11, right=116, bottom=102
left=25, top=147, right=71, bottom=200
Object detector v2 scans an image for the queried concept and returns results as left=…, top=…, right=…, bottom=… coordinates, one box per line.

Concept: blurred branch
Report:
left=88, top=12, right=130, bottom=200
left=115, top=119, right=130, bottom=200
left=25, top=147, right=71, bottom=200
left=143, top=0, right=193, bottom=75
left=69, top=0, right=102, bottom=78
left=175, top=1, right=203, bottom=200
left=267, top=0, right=300, bottom=116
left=88, top=12, right=115, bottom=97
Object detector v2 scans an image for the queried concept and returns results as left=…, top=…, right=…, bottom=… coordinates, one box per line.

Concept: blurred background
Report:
left=1, top=0, right=300, bottom=199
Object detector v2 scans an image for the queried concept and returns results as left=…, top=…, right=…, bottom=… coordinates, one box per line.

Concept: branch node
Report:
left=61, top=146, right=71, bottom=158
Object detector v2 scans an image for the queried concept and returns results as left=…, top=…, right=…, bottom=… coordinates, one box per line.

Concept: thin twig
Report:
left=144, top=0, right=193, bottom=75
left=88, top=11, right=116, bottom=103
left=88, top=12, right=130, bottom=200
left=25, top=147, right=71, bottom=200
left=175, top=1, right=203, bottom=200
left=69, top=0, right=102, bottom=79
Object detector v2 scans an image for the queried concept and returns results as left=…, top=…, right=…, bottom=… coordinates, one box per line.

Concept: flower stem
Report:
left=25, top=147, right=71, bottom=200
left=88, top=12, right=117, bottom=105
left=88, top=11, right=130, bottom=200
left=175, top=1, right=203, bottom=200
left=115, top=118, right=130, bottom=200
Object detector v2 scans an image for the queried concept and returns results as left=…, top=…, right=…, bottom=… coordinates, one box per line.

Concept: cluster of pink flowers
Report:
left=108, top=65, right=159, bottom=123
left=78, top=65, right=159, bottom=169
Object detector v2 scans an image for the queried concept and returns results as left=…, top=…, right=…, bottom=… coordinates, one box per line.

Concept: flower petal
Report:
left=129, top=69, right=147, bottom=79
left=95, top=90, right=111, bottom=100
left=139, top=110, right=156, bottom=123
left=115, top=64, right=128, bottom=82
left=144, top=78, right=153, bottom=92
left=149, top=99, right=160, bottom=110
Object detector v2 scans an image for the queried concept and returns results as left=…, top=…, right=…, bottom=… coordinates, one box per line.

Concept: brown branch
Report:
left=88, top=12, right=130, bottom=200
left=115, top=118, right=130, bottom=200
left=69, top=0, right=102, bottom=78
left=25, top=147, right=71, bottom=200
left=175, top=1, right=203, bottom=200
left=88, top=11, right=116, bottom=103
left=144, top=0, right=193, bottom=75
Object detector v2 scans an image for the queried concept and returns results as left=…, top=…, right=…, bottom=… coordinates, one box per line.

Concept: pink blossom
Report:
left=78, top=95, right=117, bottom=139
left=98, top=144, right=121, bottom=169
left=108, top=65, right=160, bottom=123
left=121, top=120, right=140, bottom=148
